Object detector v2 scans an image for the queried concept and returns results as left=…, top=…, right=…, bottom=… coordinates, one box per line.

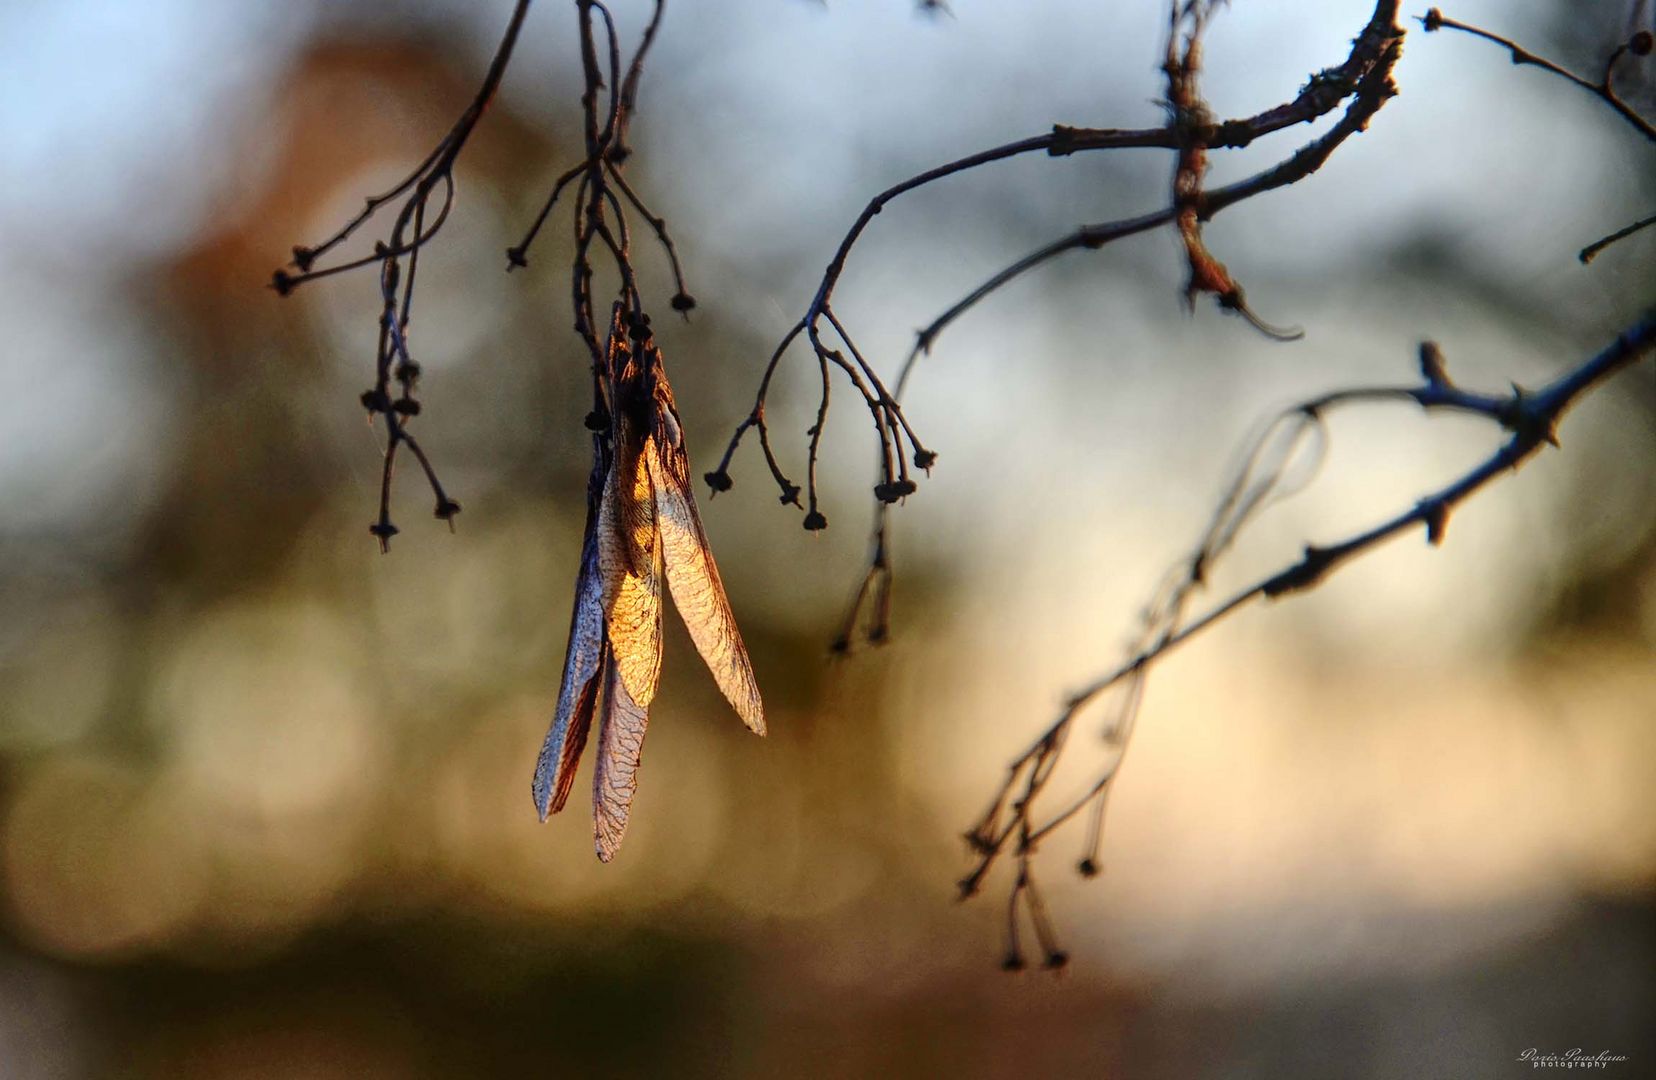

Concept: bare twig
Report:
left=1424, top=9, right=1654, bottom=266
left=271, top=0, right=540, bottom=548
left=1423, top=8, right=1655, bottom=143
left=815, top=1, right=1403, bottom=653
left=1581, top=208, right=1656, bottom=264
left=272, top=0, right=692, bottom=548
left=964, top=311, right=1656, bottom=966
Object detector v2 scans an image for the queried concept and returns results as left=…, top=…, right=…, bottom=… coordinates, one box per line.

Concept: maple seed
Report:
left=704, top=470, right=733, bottom=493
left=803, top=510, right=828, bottom=531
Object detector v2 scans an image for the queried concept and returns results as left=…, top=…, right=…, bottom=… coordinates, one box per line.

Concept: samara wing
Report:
left=531, top=458, right=608, bottom=820
left=647, top=375, right=765, bottom=735
left=591, top=647, right=651, bottom=861
left=597, top=407, right=664, bottom=709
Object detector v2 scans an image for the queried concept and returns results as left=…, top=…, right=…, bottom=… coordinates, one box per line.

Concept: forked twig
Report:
left=1424, top=8, right=1655, bottom=265
left=966, top=313, right=1656, bottom=968
left=272, top=0, right=539, bottom=548
left=809, top=0, right=1403, bottom=652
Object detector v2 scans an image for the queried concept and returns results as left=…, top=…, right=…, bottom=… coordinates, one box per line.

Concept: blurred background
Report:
left=1, top=0, right=1653, bottom=1076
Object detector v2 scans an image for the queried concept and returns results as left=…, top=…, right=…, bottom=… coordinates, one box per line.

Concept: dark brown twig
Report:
left=272, top=0, right=539, bottom=548
left=1423, top=9, right=1654, bottom=266
left=812, top=1, right=1403, bottom=654
left=962, top=311, right=1656, bottom=965
left=1422, top=8, right=1655, bottom=143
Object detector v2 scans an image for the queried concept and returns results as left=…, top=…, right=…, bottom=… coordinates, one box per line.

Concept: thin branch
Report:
left=1422, top=8, right=1656, bottom=143
left=727, top=2, right=1404, bottom=663
left=1580, top=208, right=1656, bottom=264
left=960, top=311, right=1656, bottom=965
left=272, top=0, right=538, bottom=547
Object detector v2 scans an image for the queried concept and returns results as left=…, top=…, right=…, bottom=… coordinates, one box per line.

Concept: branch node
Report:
left=1420, top=499, right=1448, bottom=546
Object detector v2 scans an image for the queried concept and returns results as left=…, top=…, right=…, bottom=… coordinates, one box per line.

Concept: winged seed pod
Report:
left=534, top=311, right=764, bottom=861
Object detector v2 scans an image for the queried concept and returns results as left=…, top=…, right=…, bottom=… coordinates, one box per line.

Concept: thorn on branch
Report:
left=1420, top=499, right=1448, bottom=546
left=1263, top=544, right=1334, bottom=597
left=1418, top=340, right=1449, bottom=386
